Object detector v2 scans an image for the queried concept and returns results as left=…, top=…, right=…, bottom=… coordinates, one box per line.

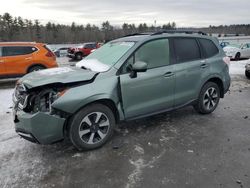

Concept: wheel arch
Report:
left=63, top=98, right=121, bottom=137
left=26, top=63, right=47, bottom=73
left=203, top=77, right=225, bottom=98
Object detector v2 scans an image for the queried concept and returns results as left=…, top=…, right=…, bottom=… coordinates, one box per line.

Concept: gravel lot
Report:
left=0, top=58, right=250, bottom=188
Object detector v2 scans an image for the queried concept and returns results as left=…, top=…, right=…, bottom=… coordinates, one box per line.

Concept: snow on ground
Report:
left=229, top=59, right=249, bottom=75
left=0, top=88, right=14, bottom=114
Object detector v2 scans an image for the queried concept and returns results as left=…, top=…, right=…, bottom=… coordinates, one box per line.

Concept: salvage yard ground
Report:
left=0, top=58, right=250, bottom=188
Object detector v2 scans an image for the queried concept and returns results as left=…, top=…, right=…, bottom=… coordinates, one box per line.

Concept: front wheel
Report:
left=193, top=82, right=220, bottom=114
left=246, top=70, right=250, bottom=79
left=75, top=53, right=83, bottom=60
left=69, top=103, right=115, bottom=150
left=235, top=52, right=241, bottom=60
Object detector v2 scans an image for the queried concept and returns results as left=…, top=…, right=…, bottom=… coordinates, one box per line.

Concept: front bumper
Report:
left=14, top=110, right=65, bottom=144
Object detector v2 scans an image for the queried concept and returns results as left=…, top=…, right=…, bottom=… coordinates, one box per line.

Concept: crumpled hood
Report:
left=19, top=67, right=98, bottom=89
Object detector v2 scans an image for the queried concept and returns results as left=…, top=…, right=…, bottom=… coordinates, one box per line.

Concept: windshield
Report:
left=76, top=41, right=135, bottom=72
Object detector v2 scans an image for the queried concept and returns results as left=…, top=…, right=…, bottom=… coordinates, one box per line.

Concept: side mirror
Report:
left=130, top=61, right=147, bottom=78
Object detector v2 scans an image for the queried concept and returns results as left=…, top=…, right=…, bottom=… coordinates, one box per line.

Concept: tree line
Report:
left=1, top=12, right=250, bottom=44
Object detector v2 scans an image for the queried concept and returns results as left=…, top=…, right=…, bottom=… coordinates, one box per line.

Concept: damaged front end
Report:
left=13, top=83, right=69, bottom=144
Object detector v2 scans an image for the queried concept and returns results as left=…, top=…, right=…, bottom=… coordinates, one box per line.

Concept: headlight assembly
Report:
left=28, top=89, right=67, bottom=113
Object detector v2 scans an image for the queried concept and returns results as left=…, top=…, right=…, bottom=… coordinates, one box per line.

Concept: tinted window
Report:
left=2, top=46, right=37, bottom=57
left=85, top=44, right=96, bottom=49
left=0, top=47, right=2, bottom=57
left=135, top=39, right=170, bottom=69
left=199, top=38, right=219, bottom=58
left=174, top=38, right=201, bottom=63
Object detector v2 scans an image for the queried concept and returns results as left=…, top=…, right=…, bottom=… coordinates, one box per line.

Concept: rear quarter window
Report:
left=173, top=38, right=201, bottom=63
left=2, top=46, right=37, bottom=57
left=199, top=38, right=219, bottom=58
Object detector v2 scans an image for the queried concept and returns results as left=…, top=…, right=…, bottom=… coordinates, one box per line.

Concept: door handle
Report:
left=25, top=57, right=32, bottom=60
left=200, top=63, right=208, bottom=69
left=164, top=72, right=175, bottom=77
left=0, top=60, right=4, bottom=63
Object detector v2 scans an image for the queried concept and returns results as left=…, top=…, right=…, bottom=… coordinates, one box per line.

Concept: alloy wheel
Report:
left=203, top=87, right=219, bottom=111
left=78, top=112, right=110, bottom=144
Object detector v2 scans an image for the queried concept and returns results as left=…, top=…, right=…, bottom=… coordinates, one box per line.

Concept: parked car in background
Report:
left=220, top=41, right=230, bottom=48
left=245, top=61, right=250, bottom=79
left=224, top=43, right=250, bottom=60
left=13, top=31, right=230, bottom=150
left=53, top=47, right=69, bottom=57
left=0, top=42, right=58, bottom=78
left=67, top=42, right=100, bottom=60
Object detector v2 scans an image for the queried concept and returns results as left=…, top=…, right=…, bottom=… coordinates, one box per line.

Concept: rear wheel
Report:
left=245, top=70, right=250, bottom=79
left=193, top=82, right=220, bottom=114
left=28, top=65, right=45, bottom=73
left=69, top=103, right=115, bottom=150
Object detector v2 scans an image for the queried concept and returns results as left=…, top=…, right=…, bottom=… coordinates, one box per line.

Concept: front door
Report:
left=119, top=38, right=175, bottom=119
left=241, top=44, right=250, bottom=58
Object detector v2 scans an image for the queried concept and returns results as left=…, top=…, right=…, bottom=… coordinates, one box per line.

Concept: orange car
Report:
left=0, top=42, right=58, bottom=78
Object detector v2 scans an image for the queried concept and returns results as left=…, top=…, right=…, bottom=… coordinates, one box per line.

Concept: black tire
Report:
left=75, top=53, right=83, bottom=60
left=235, top=52, right=241, bottom=60
left=245, top=70, right=250, bottom=79
left=69, top=103, right=115, bottom=150
left=28, top=65, right=45, bottom=73
left=193, top=82, right=220, bottom=114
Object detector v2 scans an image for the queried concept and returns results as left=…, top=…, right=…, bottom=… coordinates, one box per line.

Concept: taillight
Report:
left=223, top=56, right=230, bottom=66
left=46, top=51, right=55, bottom=57
left=43, top=45, right=56, bottom=59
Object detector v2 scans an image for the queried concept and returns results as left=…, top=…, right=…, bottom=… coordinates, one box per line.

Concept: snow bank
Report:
left=0, top=89, right=14, bottom=113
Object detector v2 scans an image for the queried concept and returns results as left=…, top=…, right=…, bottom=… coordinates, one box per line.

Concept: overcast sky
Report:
left=1, top=0, right=250, bottom=27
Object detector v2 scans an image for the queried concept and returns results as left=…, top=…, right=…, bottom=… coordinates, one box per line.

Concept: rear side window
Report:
left=0, top=47, right=2, bottom=57
left=174, top=38, right=201, bottom=63
left=135, top=39, right=170, bottom=69
left=2, top=46, right=37, bottom=57
left=199, top=38, right=219, bottom=58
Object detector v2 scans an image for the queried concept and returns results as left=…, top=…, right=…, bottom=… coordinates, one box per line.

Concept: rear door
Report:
left=0, top=47, right=5, bottom=76
left=119, top=38, right=175, bottom=119
left=173, top=37, right=203, bottom=106
left=2, top=46, right=35, bottom=75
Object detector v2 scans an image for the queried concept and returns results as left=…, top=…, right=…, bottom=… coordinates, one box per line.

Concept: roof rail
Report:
left=124, top=33, right=152, bottom=37
left=151, top=30, right=207, bottom=36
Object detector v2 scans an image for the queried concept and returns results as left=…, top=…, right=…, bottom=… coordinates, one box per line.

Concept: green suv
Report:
left=13, top=31, right=231, bottom=150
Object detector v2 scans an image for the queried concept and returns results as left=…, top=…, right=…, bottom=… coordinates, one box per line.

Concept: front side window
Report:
left=174, top=38, right=201, bottom=63
left=134, top=39, right=170, bottom=69
left=2, top=46, right=37, bottom=57
left=199, top=38, right=219, bottom=58
left=85, top=44, right=96, bottom=49
left=0, top=47, right=2, bottom=57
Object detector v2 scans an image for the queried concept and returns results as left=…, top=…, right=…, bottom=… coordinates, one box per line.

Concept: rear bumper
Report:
left=14, top=111, right=65, bottom=144
left=223, top=68, right=231, bottom=94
